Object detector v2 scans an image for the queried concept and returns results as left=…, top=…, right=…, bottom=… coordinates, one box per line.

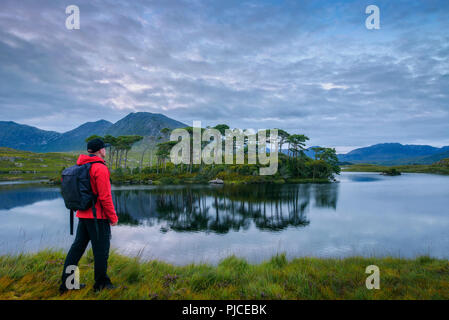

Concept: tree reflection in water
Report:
left=112, top=183, right=339, bottom=234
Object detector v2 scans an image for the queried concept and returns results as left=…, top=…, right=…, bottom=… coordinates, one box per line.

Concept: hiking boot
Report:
left=93, top=282, right=116, bottom=292
left=59, top=283, right=86, bottom=295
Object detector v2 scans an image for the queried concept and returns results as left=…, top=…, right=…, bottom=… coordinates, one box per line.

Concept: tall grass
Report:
left=0, top=251, right=448, bottom=300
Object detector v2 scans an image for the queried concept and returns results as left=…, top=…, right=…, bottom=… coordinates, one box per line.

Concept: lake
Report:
left=0, top=172, right=448, bottom=265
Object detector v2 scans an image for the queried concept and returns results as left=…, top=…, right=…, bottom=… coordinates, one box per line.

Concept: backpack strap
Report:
left=70, top=209, right=74, bottom=235
left=86, top=161, right=106, bottom=240
left=91, top=197, right=100, bottom=240
left=88, top=160, right=106, bottom=166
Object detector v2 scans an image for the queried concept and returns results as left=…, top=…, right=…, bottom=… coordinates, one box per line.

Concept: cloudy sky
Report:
left=0, top=0, right=448, bottom=152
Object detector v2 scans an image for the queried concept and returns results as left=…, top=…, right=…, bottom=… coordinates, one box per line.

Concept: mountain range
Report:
left=280, top=143, right=449, bottom=165
left=337, top=143, right=449, bottom=165
left=0, top=114, right=448, bottom=164
left=0, top=112, right=187, bottom=152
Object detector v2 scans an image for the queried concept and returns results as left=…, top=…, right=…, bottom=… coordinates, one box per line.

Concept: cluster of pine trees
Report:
left=87, top=124, right=340, bottom=182
left=86, top=134, right=143, bottom=169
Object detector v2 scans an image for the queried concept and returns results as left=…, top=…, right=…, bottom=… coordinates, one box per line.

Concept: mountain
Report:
left=0, top=113, right=188, bottom=153
left=399, top=149, right=449, bottom=165
left=304, top=146, right=320, bottom=159
left=105, top=112, right=186, bottom=137
left=281, top=146, right=320, bottom=158
left=338, top=143, right=449, bottom=165
left=0, top=121, right=61, bottom=152
left=39, top=120, right=113, bottom=152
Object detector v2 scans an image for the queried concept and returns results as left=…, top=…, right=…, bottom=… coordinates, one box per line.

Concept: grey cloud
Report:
left=0, top=0, right=447, bottom=149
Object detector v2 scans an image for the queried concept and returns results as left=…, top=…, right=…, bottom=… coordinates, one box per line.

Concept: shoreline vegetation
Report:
left=0, top=250, right=448, bottom=300
left=1, top=124, right=343, bottom=185
left=84, top=128, right=341, bottom=185
left=342, top=161, right=449, bottom=175
left=1, top=140, right=448, bottom=185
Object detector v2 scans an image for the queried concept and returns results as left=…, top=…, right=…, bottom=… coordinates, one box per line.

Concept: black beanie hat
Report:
left=87, top=138, right=109, bottom=153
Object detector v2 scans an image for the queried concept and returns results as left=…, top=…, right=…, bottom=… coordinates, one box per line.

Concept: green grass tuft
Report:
left=1, top=250, right=448, bottom=300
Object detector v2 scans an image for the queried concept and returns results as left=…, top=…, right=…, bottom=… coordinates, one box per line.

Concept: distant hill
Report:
left=39, top=120, right=113, bottom=152
left=105, top=112, right=186, bottom=137
left=0, top=113, right=188, bottom=153
left=280, top=146, right=319, bottom=159
left=338, top=143, right=449, bottom=165
left=405, top=149, right=449, bottom=165
left=0, top=121, right=61, bottom=152
left=280, top=146, right=337, bottom=160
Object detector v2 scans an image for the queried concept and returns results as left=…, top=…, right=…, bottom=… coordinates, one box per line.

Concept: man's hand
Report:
left=110, top=221, right=118, bottom=226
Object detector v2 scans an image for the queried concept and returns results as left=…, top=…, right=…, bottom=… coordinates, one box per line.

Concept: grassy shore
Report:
left=2, top=146, right=448, bottom=184
left=0, top=147, right=334, bottom=185
left=110, top=171, right=331, bottom=186
left=343, top=163, right=449, bottom=175
left=0, top=250, right=448, bottom=300
left=0, top=147, right=77, bottom=182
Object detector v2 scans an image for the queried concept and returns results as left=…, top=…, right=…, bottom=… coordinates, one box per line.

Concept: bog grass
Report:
left=0, top=250, right=448, bottom=300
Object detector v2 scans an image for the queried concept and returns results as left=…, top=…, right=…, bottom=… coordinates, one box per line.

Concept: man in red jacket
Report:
left=60, top=138, right=119, bottom=294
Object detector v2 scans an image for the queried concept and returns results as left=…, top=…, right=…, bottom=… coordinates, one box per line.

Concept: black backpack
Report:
left=61, top=161, right=104, bottom=237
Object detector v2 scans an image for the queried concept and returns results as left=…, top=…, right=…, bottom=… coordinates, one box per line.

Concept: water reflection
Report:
left=0, top=184, right=60, bottom=210
left=342, top=173, right=382, bottom=182
left=112, top=184, right=339, bottom=233
left=2, top=173, right=449, bottom=263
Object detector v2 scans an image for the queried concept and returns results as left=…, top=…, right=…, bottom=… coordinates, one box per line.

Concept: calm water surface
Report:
left=0, top=172, right=448, bottom=265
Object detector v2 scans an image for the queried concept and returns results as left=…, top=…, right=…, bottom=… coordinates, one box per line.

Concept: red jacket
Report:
left=75, top=154, right=118, bottom=224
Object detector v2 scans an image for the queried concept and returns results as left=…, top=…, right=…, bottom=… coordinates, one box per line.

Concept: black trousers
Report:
left=61, top=218, right=112, bottom=289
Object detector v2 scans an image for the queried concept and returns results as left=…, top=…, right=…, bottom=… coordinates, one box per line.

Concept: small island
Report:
left=381, top=168, right=401, bottom=176
left=0, top=127, right=343, bottom=186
